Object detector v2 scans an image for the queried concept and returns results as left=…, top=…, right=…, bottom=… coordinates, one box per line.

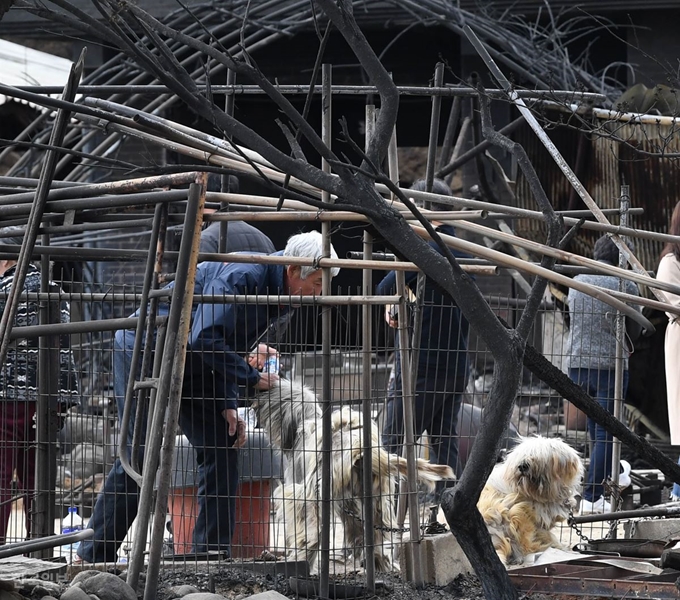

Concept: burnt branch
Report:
left=315, top=0, right=399, bottom=167
left=477, top=91, right=563, bottom=341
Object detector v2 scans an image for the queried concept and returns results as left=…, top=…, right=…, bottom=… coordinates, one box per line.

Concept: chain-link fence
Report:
left=1, top=218, right=672, bottom=590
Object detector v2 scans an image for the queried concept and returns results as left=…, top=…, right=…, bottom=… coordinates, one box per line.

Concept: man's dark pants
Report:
left=79, top=343, right=238, bottom=562
left=382, top=370, right=463, bottom=499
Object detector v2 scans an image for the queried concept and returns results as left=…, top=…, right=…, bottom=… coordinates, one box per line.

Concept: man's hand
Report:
left=247, top=343, right=278, bottom=370
left=222, top=408, right=247, bottom=448
left=385, top=305, right=398, bottom=328
left=254, top=372, right=279, bottom=390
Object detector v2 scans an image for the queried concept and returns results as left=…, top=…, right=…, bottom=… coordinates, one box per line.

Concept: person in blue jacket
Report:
left=78, top=230, right=339, bottom=564
left=199, top=174, right=276, bottom=255
left=378, top=179, right=470, bottom=510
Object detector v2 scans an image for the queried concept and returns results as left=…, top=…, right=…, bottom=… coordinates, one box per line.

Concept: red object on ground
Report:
left=167, top=481, right=272, bottom=558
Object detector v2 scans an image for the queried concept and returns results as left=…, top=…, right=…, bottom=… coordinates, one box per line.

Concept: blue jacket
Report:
left=117, top=254, right=289, bottom=413
left=199, top=221, right=275, bottom=254
left=376, top=224, right=470, bottom=391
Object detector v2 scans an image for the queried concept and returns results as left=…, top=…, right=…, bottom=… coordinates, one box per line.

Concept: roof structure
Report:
left=2, top=0, right=676, bottom=34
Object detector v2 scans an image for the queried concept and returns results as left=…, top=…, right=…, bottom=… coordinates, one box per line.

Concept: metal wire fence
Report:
left=1, top=242, right=671, bottom=589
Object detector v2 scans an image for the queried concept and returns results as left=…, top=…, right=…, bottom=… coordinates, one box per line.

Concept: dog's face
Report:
left=501, top=436, right=584, bottom=505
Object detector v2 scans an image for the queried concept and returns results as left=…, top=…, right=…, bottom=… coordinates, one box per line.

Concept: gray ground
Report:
left=154, top=566, right=573, bottom=600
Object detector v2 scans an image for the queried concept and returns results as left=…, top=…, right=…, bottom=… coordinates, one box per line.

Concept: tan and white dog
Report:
left=252, top=379, right=455, bottom=572
left=477, top=436, right=584, bottom=566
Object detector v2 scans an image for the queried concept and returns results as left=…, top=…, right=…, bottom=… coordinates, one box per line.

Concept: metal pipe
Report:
left=0, top=50, right=84, bottom=394
left=134, top=204, right=167, bottom=474
left=0, top=176, right=86, bottom=190
left=318, top=62, right=332, bottom=600
left=410, top=225, right=654, bottom=331
left=118, top=202, right=166, bottom=485
left=0, top=528, right=94, bottom=559
left=438, top=92, right=461, bottom=172
left=441, top=217, right=680, bottom=297
left=425, top=62, right=445, bottom=192
left=444, top=116, right=471, bottom=187
left=486, top=208, right=645, bottom=219
left=199, top=209, right=488, bottom=221
left=0, top=189, right=190, bottom=217
left=143, top=177, right=205, bottom=600
left=8, top=316, right=168, bottom=339
left=362, top=104, right=376, bottom=592
left=436, top=116, right=524, bottom=179
left=33, top=232, right=59, bottom=556
left=30, top=51, right=85, bottom=556
left=396, top=269, right=424, bottom=588
left=570, top=504, right=680, bottom=525
left=11, top=83, right=606, bottom=100
left=463, top=25, right=663, bottom=305
left=611, top=187, right=629, bottom=517
left=218, top=68, right=237, bottom=253
left=127, top=180, right=204, bottom=590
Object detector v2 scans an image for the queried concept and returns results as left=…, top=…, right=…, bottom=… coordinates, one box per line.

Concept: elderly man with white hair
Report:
left=78, top=230, right=339, bottom=564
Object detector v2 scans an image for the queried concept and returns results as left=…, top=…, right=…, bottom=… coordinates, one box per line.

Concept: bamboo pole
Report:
left=431, top=216, right=680, bottom=297
left=543, top=99, right=680, bottom=126
left=0, top=172, right=199, bottom=206
left=410, top=225, right=654, bottom=331
left=14, top=83, right=606, bottom=100
left=203, top=209, right=486, bottom=222
left=380, top=195, right=680, bottom=298
left=462, top=25, right=664, bottom=304
left=84, top=97, right=278, bottom=170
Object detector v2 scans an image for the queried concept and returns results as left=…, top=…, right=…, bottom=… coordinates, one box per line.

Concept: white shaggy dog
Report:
left=252, top=379, right=455, bottom=572
left=477, top=436, right=584, bottom=566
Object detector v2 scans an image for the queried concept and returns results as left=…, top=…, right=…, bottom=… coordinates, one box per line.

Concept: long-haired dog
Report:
left=477, top=436, right=584, bottom=566
left=251, top=378, right=455, bottom=572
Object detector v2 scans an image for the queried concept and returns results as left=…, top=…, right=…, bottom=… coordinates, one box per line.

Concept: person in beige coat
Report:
left=657, top=201, right=680, bottom=499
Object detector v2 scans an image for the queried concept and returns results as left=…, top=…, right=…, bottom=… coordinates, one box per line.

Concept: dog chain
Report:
left=568, top=507, right=592, bottom=543
left=341, top=505, right=446, bottom=534
left=569, top=495, right=623, bottom=545
left=341, top=505, right=408, bottom=533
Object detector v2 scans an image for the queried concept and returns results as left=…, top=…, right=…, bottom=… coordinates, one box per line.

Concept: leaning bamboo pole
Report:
left=203, top=209, right=487, bottom=222
left=410, top=225, right=656, bottom=329
left=463, top=25, right=665, bottom=306
left=53, top=103, right=680, bottom=252
left=399, top=197, right=680, bottom=312
left=544, top=99, right=680, bottom=126
left=15, top=83, right=606, bottom=101
left=427, top=211, right=680, bottom=297
left=208, top=189, right=679, bottom=247
left=0, top=172, right=199, bottom=205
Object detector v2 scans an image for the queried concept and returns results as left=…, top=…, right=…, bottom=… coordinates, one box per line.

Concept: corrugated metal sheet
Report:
left=513, top=117, right=680, bottom=271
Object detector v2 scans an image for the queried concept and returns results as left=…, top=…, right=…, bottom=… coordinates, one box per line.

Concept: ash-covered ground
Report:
left=155, top=565, right=582, bottom=600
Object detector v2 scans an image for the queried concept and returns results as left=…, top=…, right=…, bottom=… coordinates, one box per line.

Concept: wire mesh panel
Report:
left=0, top=219, right=672, bottom=594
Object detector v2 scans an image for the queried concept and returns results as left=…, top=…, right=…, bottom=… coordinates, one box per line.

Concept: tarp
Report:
left=0, top=38, right=72, bottom=107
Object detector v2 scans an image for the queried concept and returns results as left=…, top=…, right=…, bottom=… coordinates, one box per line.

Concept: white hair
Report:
left=283, top=231, right=340, bottom=278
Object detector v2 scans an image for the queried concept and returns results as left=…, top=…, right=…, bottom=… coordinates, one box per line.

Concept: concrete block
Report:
left=624, top=517, right=680, bottom=541
left=399, top=532, right=473, bottom=586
